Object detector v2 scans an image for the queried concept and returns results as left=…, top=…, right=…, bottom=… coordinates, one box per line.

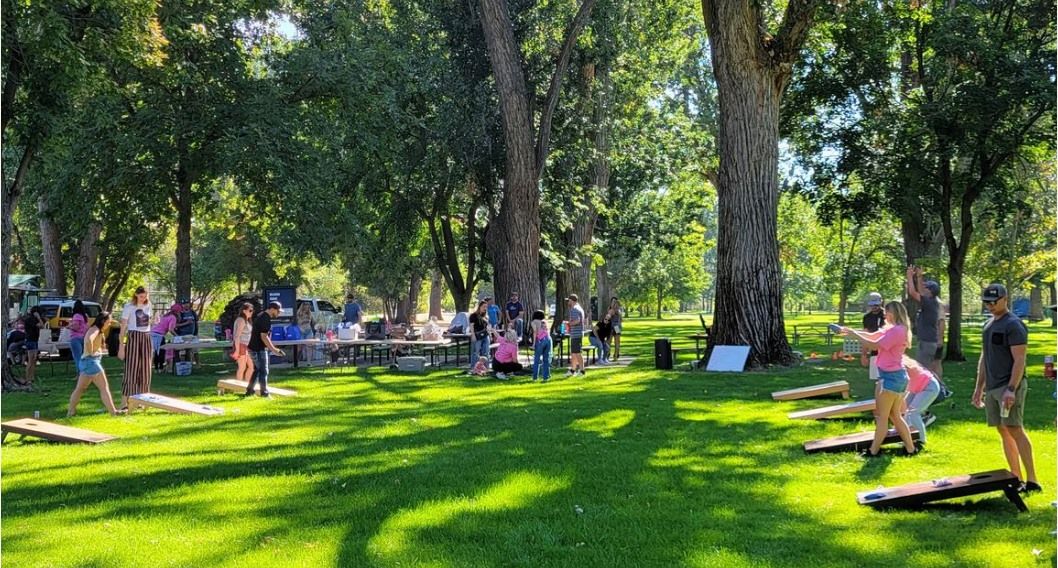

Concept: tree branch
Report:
left=534, top=0, right=598, bottom=176
left=774, top=0, right=822, bottom=67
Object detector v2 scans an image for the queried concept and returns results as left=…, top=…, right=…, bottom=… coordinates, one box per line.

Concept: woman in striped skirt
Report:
left=118, top=286, right=154, bottom=410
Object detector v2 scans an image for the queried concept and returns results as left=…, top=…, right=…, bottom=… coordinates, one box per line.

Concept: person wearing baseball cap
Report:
left=860, top=292, right=885, bottom=378
left=245, top=301, right=285, bottom=398
left=972, top=283, right=1040, bottom=493
left=905, top=265, right=952, bottom=399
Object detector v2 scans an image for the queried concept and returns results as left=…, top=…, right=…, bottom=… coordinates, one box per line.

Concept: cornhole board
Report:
left=803, top=428, right=921, bottom=453
left=788, top=399, right=875, bottom=420
left=128, top=393, right=224, bottom=416
left=216, top=379, right=297, bottom=397
left=1, top=418, right=117, bottom=444
left=772, top=380, right=850, bottom=401
left=857, top=469, right=1027, bottom=512
left=705, top=345, right=751, bottom=372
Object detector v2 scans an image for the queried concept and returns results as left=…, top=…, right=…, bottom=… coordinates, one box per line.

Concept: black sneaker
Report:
left=860, top=449, right=883, bottom=459
left=922, top=412, right=937, bottom=427
left=1019, top=481, right=1043, bottom=494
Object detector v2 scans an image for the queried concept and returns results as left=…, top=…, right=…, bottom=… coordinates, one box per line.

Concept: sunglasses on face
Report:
left=983, top=300, right=998, bottom=306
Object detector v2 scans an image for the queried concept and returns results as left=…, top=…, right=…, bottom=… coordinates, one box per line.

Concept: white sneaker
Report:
left=496, top=372, right=508, bottom=380
left=566, top=369, right=575, bottom=377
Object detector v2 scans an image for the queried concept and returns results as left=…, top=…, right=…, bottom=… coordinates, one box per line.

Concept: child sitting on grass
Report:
left=471, top=356, right=490, bottom=376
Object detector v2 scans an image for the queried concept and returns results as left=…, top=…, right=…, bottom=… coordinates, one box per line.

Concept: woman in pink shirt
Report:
left=68, top=301, right=89, bottom=377
left=841, top=301, right=919, bottom=457
left=903, top=355, right=941, bottom=444
left=150, top=304, right=183, bottom=371
left=491, top=328, right=523, bottom=380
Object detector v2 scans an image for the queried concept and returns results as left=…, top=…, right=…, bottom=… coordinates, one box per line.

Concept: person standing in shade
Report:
left=343, top=293, right=363, bottom=326
left=505, top=292, right=525, bottom=341
left=118, top=286, right=153, bottom=410
left=67, top=312, right=119, bottom=417
left=486, top=296, right=500, bottom=329
left=565, top=294, right=586, bottom=377
left=860, top=292, right=885, bottom=382
left=607, top=297, right=623, bottom=360
left=68, top=300, right=89, bottom=378
left=530, top=310, right=552, bottom=382
left=972, top=283, right=1040, bottom=493
left=906, top=266, right=952, bottom=398
left=468, top=300, right=490, bottom=371
left=246, top=301, right=285, bottom=398
left=21, top=306, right=45, bottom=384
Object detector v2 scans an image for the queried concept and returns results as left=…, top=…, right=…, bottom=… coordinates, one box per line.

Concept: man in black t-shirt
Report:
left=246, top=301, right=284, bottom=397
left=859, top=293, right=884, bottom=369
left=972, top=283, right=1039, bottom=493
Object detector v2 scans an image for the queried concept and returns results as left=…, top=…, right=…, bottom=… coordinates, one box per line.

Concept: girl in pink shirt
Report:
left=841, top=301, right=919, bottom=457
left=903, top=355, right=941, bottom=443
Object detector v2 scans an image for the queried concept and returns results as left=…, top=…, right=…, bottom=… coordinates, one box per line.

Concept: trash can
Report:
left=655, top=338, right=673, bottom=370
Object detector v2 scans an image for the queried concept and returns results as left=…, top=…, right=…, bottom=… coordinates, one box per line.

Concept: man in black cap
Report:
left=972, top=283, right=1040, bottom=493
left=906, top=265, right=951, bottom=398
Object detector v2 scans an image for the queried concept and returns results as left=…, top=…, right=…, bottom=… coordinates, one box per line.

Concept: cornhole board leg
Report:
left=0, top=418, right=118, bottom=444
left=128, top=393, right=224, bottom=416
left=216, top=379, right=296, bottom=397
left=788, top=399, right=875, bottom=420
left=857, top=470, right=1025, bottom=512
left=803, top=428, right=921, bottom=453
left=772, top=380, right=851, bottom=401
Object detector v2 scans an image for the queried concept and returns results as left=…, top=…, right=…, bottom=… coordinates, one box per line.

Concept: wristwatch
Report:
left=1005, top=384, right=1017, bottom=393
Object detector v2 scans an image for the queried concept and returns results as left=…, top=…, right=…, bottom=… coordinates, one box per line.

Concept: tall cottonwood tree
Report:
left=477, top=0, right=597, bottom=317
left=701, top=0, right=821, bottom=366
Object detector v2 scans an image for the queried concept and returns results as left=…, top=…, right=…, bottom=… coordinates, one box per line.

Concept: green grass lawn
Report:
left=2, top=314, right=1055, bottom=567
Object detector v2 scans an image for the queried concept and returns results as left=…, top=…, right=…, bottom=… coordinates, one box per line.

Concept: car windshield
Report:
left=316, top=301, right=339, bottom=313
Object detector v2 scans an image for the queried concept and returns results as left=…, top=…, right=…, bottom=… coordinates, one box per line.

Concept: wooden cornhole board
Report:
left=1, top=418, right=117, bottom=444
left=216, top=379, right=296, bottom=397
left=788, top=399, right=875, bottom=420
left=128, top=393, right=224, bottom=416
left=857, top=469, right=1026, bottom=512
left=803, top=428, right=921, bottom=453
left=772, top=380, right=850, bottom=401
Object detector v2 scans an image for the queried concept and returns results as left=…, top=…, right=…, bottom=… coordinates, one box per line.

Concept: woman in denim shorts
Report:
left=67, top=312, right=119, bottom=416
left=841, top=301, right=919, bottom=457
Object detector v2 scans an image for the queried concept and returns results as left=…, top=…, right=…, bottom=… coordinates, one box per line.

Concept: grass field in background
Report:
left=2, top=313, right=1055, bottom=567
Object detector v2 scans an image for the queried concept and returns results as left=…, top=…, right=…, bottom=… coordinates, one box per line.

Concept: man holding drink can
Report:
left=972, top=283, right=1040, bottom=494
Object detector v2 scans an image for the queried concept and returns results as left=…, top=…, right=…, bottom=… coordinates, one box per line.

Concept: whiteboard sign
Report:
left=705, top=345, right=751, bottom=372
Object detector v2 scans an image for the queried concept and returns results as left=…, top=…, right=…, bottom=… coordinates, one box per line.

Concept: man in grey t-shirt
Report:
left=972, top=283, right=1040, bottom=493
left=565, top=294, right=586, bottom=377
left=906, top=265, right=951, bottom=397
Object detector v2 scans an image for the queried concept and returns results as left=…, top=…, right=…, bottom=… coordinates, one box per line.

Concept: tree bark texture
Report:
left=701, top=0, right=819, bottom=367
left=429, top=270, right=444, bottom=320
left=37, top=194, right=67, bottom=296
left=73, top=221, right=103, bottom=300
left=2, top=142, right=36, bottom=390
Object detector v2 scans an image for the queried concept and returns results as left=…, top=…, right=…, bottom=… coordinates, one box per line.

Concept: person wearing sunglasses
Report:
left=972, top=283, right=1040, bottom=494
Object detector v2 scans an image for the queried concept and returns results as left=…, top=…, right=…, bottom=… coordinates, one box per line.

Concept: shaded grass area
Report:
left=2, top=314, right=1055, bottom=567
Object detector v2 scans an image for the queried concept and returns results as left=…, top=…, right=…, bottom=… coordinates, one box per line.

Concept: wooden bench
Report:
left=772, top=381, right=850, bottom=401
left=128, top=393, right=224, bottom=416
left=857, top=469, right=1027, bottom=512
left=803, top=428, right=921, bottom=453
left=1, top=418, right=117, bottom=444
left=216, top=379, right=297, bottom=397
left=788, top=399, right=875, bottom=420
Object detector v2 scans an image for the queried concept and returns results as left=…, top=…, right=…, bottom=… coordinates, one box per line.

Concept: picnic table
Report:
left=160, top=339, right=232, bottom=374
left=791, top=325, right=834, bottom=346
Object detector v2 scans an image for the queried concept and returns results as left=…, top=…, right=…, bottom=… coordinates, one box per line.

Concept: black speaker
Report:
left=655, top=338, right=672, bottom=369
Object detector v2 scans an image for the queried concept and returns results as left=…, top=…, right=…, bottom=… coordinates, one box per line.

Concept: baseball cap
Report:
left=170, top=303, right=184, bottom=313
left=268, top=301, right=283, bottom=311
left=981, top=283, right=1007, bottom=302
left=566, top=294, right=579, bottom=302
left=924, top=280, right=941, bottom=295
left=866, top=292, right=882, bottom=306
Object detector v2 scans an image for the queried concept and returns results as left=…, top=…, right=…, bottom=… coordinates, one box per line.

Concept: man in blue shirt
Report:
left=343, top=294, right=363, bottom=326
left=486, top=296, right=500, bottom=328
left=505, top=292, right=524, bottom=340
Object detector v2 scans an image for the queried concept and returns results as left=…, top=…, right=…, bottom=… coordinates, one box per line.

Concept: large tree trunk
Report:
left=1029, top=278, right=1043, bottom=321
left=554, top=269, right=570, bottom=332
left=73, top=221, right=103, bottom=300
left=174, top=169, right=193, bottom=301
left=38, top=195, right=67, bottom=296
left=595, top=262, right=611, bottom=315
left=397, top=272, right=423, bottom=324
left=429, top=270, right=444, bottom=320
left=478, top=0, right=596, bottom=320
left=702, top=0, right=819, bottom=367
